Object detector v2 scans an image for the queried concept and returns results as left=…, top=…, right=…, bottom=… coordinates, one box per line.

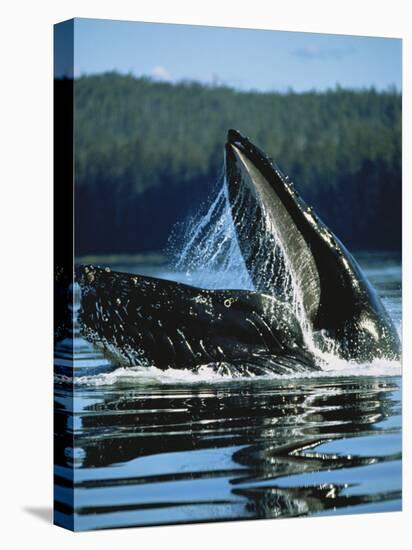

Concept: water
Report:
left=54, top=252, right=402, bottom=530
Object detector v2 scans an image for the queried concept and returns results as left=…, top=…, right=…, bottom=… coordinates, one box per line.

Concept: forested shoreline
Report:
left=69, top=73, right=401, bottom=255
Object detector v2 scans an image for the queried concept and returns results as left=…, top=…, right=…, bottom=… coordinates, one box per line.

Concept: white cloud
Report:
left=292, top=44, right=354, bottom=60
left=151, top=65, right=172, bottom=81
left=299, top=45, right=321, bottom=56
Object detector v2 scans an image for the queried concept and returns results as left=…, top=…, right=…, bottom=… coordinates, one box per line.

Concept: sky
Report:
left=71, top=18, right=402, bottom=93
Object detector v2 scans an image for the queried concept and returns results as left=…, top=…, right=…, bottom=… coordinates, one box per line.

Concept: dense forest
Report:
left=71, top=73, right=401, bottom=256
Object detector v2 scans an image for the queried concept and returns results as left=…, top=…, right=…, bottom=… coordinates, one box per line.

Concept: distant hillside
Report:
left=70, top=73, right=401, bottom=255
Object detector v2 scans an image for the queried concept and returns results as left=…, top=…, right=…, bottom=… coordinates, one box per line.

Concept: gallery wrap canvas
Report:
left=54, top=18, right=402, bottom=531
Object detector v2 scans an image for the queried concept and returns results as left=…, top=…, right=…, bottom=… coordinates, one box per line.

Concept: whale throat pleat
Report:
left=230, top=146, right=321, bottom=323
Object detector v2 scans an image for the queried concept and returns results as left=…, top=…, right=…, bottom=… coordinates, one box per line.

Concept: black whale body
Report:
left=77, top=267, right=318, bottom=375
left=76, top=130, right=400, bottom=374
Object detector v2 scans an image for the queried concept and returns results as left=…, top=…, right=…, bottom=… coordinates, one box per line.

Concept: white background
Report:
left=0, top=0, right=410, bottom=548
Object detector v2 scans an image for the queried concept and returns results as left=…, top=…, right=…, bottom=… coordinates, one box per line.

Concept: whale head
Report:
left=224, top=129, right=400, bottom=361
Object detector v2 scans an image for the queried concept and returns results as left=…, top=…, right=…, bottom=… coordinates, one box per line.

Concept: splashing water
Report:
left=169, top=176, right=326, bottom=359
left=170, top=177, right=295, bottom=298
left=170, top=179, right=254, bottom=291
left=55, top=357, right=401, bottom=387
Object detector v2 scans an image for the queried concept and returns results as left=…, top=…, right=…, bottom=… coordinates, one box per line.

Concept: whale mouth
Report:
left=225, top=129, right=321, bottom=326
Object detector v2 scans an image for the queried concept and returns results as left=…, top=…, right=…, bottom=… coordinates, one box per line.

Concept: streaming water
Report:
left=171, top=182, right=337, bottom=360
left=173, top=183, right=254, bottom=291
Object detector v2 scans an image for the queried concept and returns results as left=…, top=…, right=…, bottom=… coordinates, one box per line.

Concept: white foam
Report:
left=61, top=357, right=401, bottom=387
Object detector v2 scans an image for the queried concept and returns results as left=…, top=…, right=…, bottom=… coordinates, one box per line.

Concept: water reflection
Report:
left=54, top=376, right=401, bottom=529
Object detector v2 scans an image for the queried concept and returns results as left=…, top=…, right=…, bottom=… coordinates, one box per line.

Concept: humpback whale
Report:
left=75, top=130, right=400, bottom=375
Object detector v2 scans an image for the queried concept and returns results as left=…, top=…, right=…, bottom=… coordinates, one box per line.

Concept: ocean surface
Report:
left=54, top=252, right=402, bottom=530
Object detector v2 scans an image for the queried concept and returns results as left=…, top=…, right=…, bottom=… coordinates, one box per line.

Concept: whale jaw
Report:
left=225, top=133, right=321, bottom=325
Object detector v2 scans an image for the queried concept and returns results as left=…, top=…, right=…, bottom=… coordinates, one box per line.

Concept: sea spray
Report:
left=169, top=178, right=254, bottom=291
left=167, top=177, right=340, bottom=365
